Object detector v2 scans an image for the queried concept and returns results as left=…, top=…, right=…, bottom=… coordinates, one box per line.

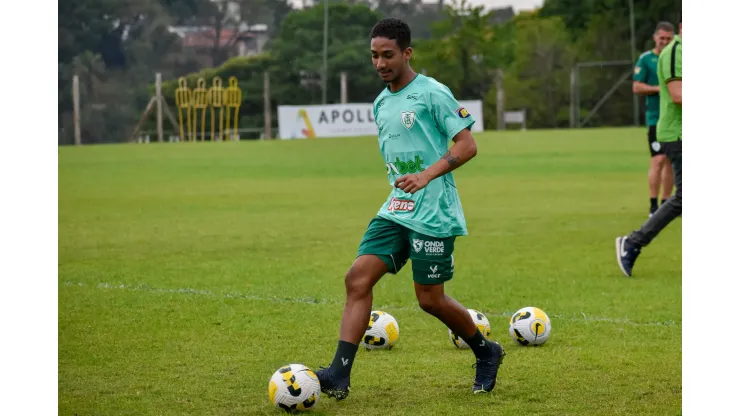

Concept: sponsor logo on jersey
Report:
left=428, top=265, right=441, bottom=279
left=456, top=106, right=471, bottom=119
left=387, top=197, right=416, bottom=212
left=412, top=238, right=445, bottom=255
left=385, top=155, right=424, bottom=175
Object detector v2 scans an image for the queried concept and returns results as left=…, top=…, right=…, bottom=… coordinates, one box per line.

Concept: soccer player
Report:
left=633, top=22, right=675, bottom=217
left=315, top=18, right=505, bottom=399
left=616, top=15, right=682, bottom=277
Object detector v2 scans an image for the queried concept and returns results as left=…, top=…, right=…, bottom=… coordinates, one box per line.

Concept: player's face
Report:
left=653, top=29, right=674, bottom=52
left=371, top=37, right=411, bottom=83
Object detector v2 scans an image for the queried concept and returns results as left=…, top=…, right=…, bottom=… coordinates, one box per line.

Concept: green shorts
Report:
left=356, top=216, right=456, bottom=285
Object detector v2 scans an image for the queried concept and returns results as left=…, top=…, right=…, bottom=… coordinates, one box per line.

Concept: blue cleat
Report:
left=315, top=366, right=351, bottom=401
left=616, top=236, right=641, bottom=277
left=472, top=341, right=505, bottom=394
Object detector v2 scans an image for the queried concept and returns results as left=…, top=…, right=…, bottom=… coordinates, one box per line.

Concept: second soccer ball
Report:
left=362, top=310, right=400, bottom=350
left=449, top=309, right=492, bottom=349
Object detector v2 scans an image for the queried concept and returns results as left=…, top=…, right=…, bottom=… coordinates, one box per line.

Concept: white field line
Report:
left=61, top=281, right=680, bottom=328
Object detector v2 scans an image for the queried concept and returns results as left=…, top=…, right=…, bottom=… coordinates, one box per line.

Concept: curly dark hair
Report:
left=370, top=18, right=411, bottom=50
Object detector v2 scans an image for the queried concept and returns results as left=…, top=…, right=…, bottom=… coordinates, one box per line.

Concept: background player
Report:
left=633, top=21, right=675, bottom=217
left=315, top=18, right=505, bottom=400
left=617, top=14, right=682, bottom=277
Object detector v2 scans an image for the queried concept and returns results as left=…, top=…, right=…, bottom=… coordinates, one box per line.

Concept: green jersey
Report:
left=373, top=74, right=475, bottom=238
left=634, top=50, right=661, bottom=126
left=657, top=35, right=682, bottom=142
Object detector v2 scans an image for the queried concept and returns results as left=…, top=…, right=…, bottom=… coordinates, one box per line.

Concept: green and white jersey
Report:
left=657, top=35, right=682, bottom=142
left=634, top=50, right=661, bottom=126
left=372, top=74, right=475, bottom=238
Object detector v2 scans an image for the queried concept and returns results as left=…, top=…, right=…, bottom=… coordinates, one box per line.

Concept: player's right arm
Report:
left=633, top=54, right=659, bottom=95
left=661, top=43, right=682, bottom=105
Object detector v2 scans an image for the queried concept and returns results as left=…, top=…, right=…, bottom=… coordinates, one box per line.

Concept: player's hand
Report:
left=394, top=173, right=429, bottom=194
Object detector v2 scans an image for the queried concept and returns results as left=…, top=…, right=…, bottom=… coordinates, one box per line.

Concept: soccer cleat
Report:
left=315, top=366, right=351, bottom=401
left=472, top=341, right=505, bottom=394
left=615, top=236, right=641, bottom=277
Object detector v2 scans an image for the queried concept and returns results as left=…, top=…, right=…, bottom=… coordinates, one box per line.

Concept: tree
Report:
left=58, top=0, right=185, bottom=143
left=414, top=1, right=498, bottom=100
left=269, top=3, right=384, bottom=105
left=498, top=13, right=576, bottom=128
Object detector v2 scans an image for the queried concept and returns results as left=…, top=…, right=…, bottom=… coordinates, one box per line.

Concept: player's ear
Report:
left=404, top=47, right=413, bottom=61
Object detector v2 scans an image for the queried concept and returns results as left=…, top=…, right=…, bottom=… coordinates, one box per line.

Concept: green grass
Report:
left=59, top=128, right=681, bottom=415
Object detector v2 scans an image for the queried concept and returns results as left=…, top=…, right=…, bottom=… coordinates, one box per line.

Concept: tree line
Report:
left=59, top=0, right=681, bottom=144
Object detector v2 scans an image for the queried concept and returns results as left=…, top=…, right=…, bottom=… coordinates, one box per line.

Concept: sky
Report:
left=288, top=0, right=545, bottom=13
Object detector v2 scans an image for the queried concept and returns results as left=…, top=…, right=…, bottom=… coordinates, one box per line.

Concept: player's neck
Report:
left=389, top=69, right=418, bottom=93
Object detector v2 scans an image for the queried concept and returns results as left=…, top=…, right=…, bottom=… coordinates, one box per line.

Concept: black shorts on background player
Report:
left=647, top=126, right=664, bottom=157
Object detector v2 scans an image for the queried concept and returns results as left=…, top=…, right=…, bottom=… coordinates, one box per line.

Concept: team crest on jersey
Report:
left=634, top=66, right=641, bottom=74
left=412, top=239, right=424, bottom=253
left=401, top=110, right=416, bottom=129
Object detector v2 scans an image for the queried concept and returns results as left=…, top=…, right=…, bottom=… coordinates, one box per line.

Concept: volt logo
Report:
left=385, top=155, right=424, bottom=175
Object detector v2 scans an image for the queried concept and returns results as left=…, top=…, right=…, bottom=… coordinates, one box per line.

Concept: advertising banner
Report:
left=277, top=101, right=484, bottom=139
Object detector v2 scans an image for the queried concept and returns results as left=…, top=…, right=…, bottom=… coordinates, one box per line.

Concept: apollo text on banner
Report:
left=277, top=101, right=484, bottom=139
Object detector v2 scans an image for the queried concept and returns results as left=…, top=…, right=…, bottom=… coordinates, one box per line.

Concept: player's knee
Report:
left=672, top=193, right=682, bottom=208
left=651, top=154, right=666, bottom=167
left=662, top=194, right=681, bottom=214
left=344, top=268, right=372, bottom=299
left=416, top=291, right=443, bottom=315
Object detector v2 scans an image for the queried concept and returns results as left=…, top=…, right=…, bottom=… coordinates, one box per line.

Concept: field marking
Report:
left=62, top=281, right=680, bottom=328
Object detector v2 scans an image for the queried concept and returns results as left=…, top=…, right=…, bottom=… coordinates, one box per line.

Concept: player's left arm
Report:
left=633, top=55, right=659, bottom=95
left=395, top=129, right=477, bottom=194
left=661, top=43, right=682, bottom=105
left=395, top=86, right=477, bottom=194
left=666, top=80, right=681, bottom=105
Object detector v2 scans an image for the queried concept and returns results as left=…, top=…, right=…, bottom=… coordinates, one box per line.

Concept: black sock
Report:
left=660, top=198, right=669, bottom=206
left=463, top=329, right=493, bottom=360
left=330, top=340, right=358, bottom=379
left=650, top=198, right=658, bottom=211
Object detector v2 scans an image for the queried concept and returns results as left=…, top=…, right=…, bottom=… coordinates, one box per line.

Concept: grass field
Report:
left=58, top=128, right=681, bottom=415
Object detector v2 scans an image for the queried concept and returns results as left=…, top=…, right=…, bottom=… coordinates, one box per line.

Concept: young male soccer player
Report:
left=617, top=15, right=682, bottom=277
left=633, top=22, right=675, bottom=217
left=315, top=18, right=505, bottom=399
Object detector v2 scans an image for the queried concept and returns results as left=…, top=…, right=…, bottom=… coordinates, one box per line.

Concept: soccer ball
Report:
left=362, top=310, right=400, bottom=350
left=268, top=364, right=321, bottom=412
left=449, top=309, right=492, bottom=349
left=509, top=306, right=552, bottom=346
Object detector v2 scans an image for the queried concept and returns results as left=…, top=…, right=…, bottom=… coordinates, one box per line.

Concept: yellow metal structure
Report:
left=223, top=77, right=242, bottom=141
left=208, top=77, right=225, bottom=141
left=174, top=77, right=192, bottom=141
left=173, top=76, right=241, bottom=142
left=191, top=78, right=209, bottom=142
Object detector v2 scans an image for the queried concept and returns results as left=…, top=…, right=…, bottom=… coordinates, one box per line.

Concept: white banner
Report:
left=277, top=100, right=484, bottom=140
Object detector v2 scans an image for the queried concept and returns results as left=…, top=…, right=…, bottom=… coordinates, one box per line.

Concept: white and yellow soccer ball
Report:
left=509, top=306, right=552, bottom=346
left=449, top=309, right=492, bottom=349
left=362, top=310, right=400, bottom=350
left=268, top=364, right=321, bottom=412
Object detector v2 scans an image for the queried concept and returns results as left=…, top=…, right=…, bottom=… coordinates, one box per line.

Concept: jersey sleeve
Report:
left=633, top=55, right=648, bottom=82
left=373, top=97, right=381, bottom=126
left=428, top=85, right=476, bottom=141
left=660, top=42, right=682, bottom=82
